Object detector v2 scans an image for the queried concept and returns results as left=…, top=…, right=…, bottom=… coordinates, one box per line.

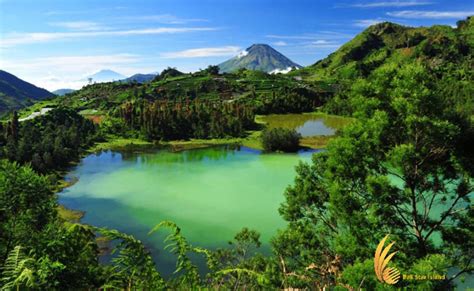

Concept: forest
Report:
left=0, top=16, right=473, bottom=290
left=115, top=99, right=256, bottom=140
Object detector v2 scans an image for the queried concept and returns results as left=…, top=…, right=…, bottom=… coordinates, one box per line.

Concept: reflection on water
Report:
left=260, top=113, right=353, bottom=137
left=59, top=146, right=314, bottom=277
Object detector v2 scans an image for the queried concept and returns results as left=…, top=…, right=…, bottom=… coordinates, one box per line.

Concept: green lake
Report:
left=59, top=146, right=314, bottom=276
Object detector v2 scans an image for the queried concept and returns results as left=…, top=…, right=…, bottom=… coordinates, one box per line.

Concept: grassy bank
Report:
left=91, top=137, right=154, bottom=152
left=57, top=205, right=84, bottom=222
left=90, top=112, right=353, bottom=153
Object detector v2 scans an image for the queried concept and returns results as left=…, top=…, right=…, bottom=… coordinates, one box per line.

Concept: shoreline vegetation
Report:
left=58, top=111, right=351, bottom=225
left=3, top=14, right=471, bottom=289
left=89, top=112, right=352, bottom=153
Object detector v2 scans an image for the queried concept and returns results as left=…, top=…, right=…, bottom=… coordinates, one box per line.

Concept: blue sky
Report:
left=0, top=0, right=473, bottom=90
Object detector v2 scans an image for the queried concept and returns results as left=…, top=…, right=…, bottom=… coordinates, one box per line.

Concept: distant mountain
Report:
left=53, top=88, right=75, bottom=96
left=85, top=69, right=126, bottom=83
left=0, top=70, right=54, bottom=114
left=121, top=73, right=157, bottom=83
left=218, top=44, right=302, bottom=73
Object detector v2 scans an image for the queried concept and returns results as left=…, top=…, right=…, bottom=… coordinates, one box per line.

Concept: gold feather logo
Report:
left=374, top=235, right=400, bottom=285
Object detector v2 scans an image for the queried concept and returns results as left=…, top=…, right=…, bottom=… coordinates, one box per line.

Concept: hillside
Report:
left=0, top=70, right=54, bottom=114
left=295, top=17, right=473, bottom=82
left=219, top=44, right=302, bottom=73
left=121, top=73, right=157, bottom=83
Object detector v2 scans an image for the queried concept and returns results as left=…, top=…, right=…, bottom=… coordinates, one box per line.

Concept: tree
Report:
left=275, top=63, right=473, bottom=289
left=206, top=65, right=220, bottom=76
left=0, top=161, right=57, bottom=263
left=261, top=128, right=301, bottom=152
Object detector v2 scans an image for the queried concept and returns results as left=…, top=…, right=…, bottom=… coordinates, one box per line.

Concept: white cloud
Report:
left=1, top=27, right=218, bottom=47
left=305, top=40, right=341, bottom=48
left=272, top=41, right=287, bottom=46
left=49, top=21, right=106, bottom=31
left=0, top=54, right=143, bottom=90
left=350, top=1, right=432, bottom=8
left=126, top=14, right=208, bottom=24
left=270, top=67, right=294, bottom=74
left=354, top=19, right=385, bottom=27
left=387, top=10, right=474, bottom=19
left=237, top=50, right=249, bottom=58
left=161, top=46, right=241, bottom=58
left=312, top=40, right=330, bottom=44
left=266, top=31, right=353, bottom=40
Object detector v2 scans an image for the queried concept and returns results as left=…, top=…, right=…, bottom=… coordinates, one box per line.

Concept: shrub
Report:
left=261, top=127, right=301, bottom=152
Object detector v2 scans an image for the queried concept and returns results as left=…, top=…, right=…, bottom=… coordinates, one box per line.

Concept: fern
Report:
left=0, top=246, right=36, bottom=290
left=148, top=221, right=201, bottom=287
left=95, top=227, right=166, bottom=290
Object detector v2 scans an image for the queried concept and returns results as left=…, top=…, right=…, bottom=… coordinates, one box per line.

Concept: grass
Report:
left=90, top=111, right=351, bottom=153
left=300, top=135, right=334, bottom=149
left=163, top=138, right=242, bottom=151
left=91, top=137, right=154, bottom=152
left=57, top=205, right=84, bottom=222
left=241, top=131, right=263, bottom=150
left=17, top=99, right=59, bottom=119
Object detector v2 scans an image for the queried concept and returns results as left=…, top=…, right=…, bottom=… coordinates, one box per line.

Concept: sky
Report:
left=0, top=0, right=473, bottom=91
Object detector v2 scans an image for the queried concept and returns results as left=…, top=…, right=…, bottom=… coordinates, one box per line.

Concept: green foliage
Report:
left=405, top=254, right=451, bottom=290
left=149, top=221, right=200, bottom=287
left=261, top=127, right=301, bottom=152
left=153, top=67, right=184, bottom=82
left=0, top=162, right=103, bottom=290
left=0, top=161, right=57, bottom=263
left=340, top=259, right=383, bottom=290
left=2, top=107, right=98, bottom=173
left=0, top=16, right=472, bottom=291
left=96, top=227, right=166, bottom=290
left=247, top=86, right=325, bottom=114
left=0, top=246, right=36, bottom=290
left=118, top=99, right=255, bottom=140
left=276, top=55, right=473, bottom=289
left=0, top=70, right=55, bottom=115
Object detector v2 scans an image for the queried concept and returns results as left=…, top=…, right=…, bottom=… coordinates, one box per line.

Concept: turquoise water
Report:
left=59, top=146, right=313, bottom=275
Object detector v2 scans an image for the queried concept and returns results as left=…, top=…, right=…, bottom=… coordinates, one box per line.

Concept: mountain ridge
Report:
left=0, top=70, right=54, bottom=114
left=293, top=17, right=474, bottom=81
left=218, top=44, right=302, bottom=73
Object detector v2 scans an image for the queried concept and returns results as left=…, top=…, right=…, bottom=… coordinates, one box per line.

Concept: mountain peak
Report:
left=85, top=69, right=126, bottom=83
left=218, top=44, right=302, bottom=73
left=247, top=43, right=272, bottom=49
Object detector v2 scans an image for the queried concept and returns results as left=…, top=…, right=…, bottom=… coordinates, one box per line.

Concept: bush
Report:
left=261, top=128, right=301, bottom=152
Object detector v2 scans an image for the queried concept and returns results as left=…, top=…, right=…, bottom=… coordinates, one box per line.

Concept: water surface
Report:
left=59, top=146, right=313, bottom=275
left=259, top=113, right=352, bottom=137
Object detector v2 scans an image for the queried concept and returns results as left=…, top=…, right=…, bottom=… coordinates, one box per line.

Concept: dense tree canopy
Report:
left=275, top=62, right=473, bottom=289
left=261, top=127, right=301, bottom=152
left=0, top=17, right=472, bottom=290
left=2, top=108, right=98, bottom=173
left=116, top=99, right=255, bottom=140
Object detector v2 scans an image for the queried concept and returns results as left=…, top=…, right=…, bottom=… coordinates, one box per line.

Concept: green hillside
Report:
left=52, top=66, right=329, bottom=115
left=295, top=17, right=473, bottom=82
left=292, top=17, right=474, bottom=117
left=0, top=70, right=54, bottom=115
